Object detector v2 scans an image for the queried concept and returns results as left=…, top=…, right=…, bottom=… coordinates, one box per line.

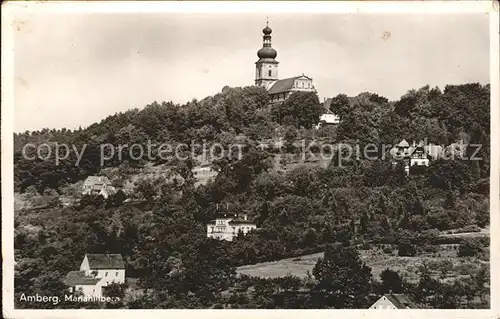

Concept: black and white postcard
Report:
left=2, top=1, right=499, bottom=318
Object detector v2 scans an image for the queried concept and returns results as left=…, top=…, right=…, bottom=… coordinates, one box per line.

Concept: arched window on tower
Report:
left=268, top=69, right=272, bottom=77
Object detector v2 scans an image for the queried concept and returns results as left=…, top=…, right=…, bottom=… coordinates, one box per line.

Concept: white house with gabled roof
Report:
left=80, top=253, right=126, bottom=286
left=64, top=253, right=125, bottom=298
left=369, top=293, right=416, bottom=309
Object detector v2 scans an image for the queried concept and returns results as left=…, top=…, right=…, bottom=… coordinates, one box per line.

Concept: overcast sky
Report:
left=13, top=13, right=489, bottom=132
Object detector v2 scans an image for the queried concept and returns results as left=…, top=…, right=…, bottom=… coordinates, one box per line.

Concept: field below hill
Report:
left=236, top=243, right=489, bottom=283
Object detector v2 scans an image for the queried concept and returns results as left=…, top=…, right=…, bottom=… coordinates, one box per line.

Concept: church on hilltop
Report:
left=254, top=22, right=316, bottom=103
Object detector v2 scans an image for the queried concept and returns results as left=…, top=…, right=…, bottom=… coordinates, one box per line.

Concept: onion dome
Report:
left=257, top=46, right=277, bottom=59
left=257, top=21, right=277, bottom=59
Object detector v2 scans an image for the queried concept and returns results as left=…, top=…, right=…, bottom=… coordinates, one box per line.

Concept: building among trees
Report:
left=82, top=176, right=116, bottom=199
left=207, top=214, right=257, bottom=241
left=390, top=139, right=445, bottom=175
left=254, top=21, right=316, bottom=103
left=191, top=165, right=218, bottom=186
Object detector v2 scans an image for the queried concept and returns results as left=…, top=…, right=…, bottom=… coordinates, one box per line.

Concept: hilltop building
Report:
left=82, top=176, right=116, bottom=199
left=207, top=214, right=257, bottom=241
left=64, top=254, right=125, bottom=298
left=369, top=294, right=416, bottom=309
left=254, top=22, right=316, bottom=103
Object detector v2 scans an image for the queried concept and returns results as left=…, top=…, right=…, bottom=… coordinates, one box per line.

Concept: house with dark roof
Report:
left=369, top=293, right=416, bottom=309
left=82, top=176, right=116, bottom=199
left=207, top=214, right=257, bottom=241
left=80, top=254, right=125, bottom=286
left=63, top=271, right=104, bottom=298
left=63, top=254, right=125, bottom=298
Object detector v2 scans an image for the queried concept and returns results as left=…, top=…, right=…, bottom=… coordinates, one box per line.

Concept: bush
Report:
left=422, top=245, right=439, bottom=253
left=380, top=235, right=396, bottom=245
left=458, top=238, right=482, bottom=257
left=361, top=243, right=372, bottom=250
left=461, top=224, right=481, bottom=233
left=397, top=243, right=417, bottom=257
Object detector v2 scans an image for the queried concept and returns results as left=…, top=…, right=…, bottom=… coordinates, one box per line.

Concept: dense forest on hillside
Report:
left=14, top=83, right=491, bottom=308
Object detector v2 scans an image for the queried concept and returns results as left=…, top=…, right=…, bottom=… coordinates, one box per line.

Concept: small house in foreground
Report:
left=64, top=271, right=104, bottom=298
left=80, top=253, right=126, bottom=286
left=64, top=254, right=125, bottom=298
left=369, top=293, right=416, bottom=309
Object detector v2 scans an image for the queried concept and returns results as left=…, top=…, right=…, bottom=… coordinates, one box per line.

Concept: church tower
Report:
left=255, top=21, right=279, bottom=88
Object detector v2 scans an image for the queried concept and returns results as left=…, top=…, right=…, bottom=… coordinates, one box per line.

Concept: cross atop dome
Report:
left=262, top=19, right=273, bottom=36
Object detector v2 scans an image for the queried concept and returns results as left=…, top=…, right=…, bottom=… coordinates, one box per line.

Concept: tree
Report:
left=427, top=159, right=472, bottom=194
left=283, top=125, right=298, bottom=152
left=472, top=266, right=488, bottom=303
left=275, top=275, right=302, bottom=292
left=328, top=94, right=350, bottom=119
left=103, top=282, right=127, bottom=299
left=312, top=244, right=372, bottom=308
left=106, top=190, right=127, bottom=208
left=475, top=203, right=489, bottom=228
left=397, top=243, right=416, bottom=257
left=174, top=239, right=237, bottom=304
left=438, top=260, right=453, bottom=281
left=135, top=178, right=157, bottom=202
left=335, top=93, right=388, bottom=145
left=275, top=91, right=323, bottom=129
left=380, top=268, right=404, bottom=293
left=79, top=194, right=105, bottom=209
left=457, top=238, right=482, bottom=257
left=416, top=263, right=441, bottom=306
